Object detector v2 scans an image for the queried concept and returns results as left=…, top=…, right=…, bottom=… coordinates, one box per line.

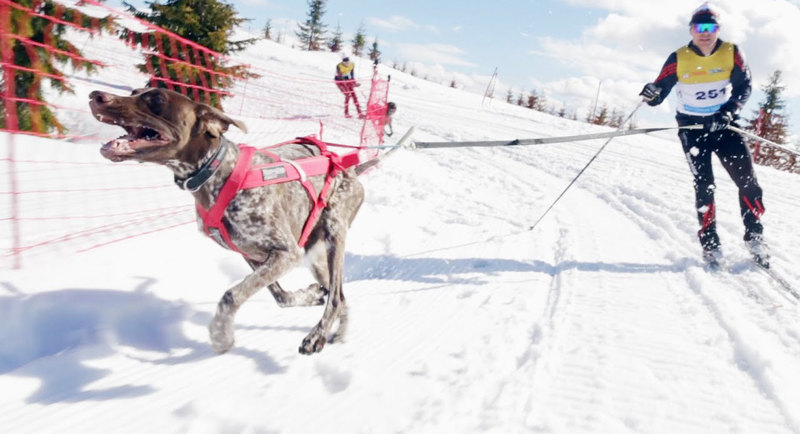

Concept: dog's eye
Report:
left=145, top=92, right=166, bottom=114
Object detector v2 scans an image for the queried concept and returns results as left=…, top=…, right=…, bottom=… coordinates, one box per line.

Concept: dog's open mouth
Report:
left=101, top=123, right=172, bottom=162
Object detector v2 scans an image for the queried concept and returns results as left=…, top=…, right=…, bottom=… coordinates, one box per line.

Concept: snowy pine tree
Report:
left=368, top=38, right=381, bottom=62
left=351, top=24, right=367, bottom=56
left=328, top=23, right=343, bottom=52
left=124, top=0, right=256, bottom=107
left=748, top=70, right=790, bottom=145
left=1, top=0, right=114, bottom=133
left=295, top=0, right=327, bottom=51
left=747, top=70, right=795, bottom=170
left=263, top=19, right=272, bottom=40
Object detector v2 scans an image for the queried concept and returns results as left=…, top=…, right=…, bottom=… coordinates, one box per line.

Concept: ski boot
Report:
left=746, top=236, right=770, bottom=269
left=702, top=246, right=723, bottom=271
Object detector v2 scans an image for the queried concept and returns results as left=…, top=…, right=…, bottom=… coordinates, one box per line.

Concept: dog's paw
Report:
left=209, top=316, right=235, bottom=354
left=299, top=332, right=327, bottom=355
left=302, top=283, right=327, bottom=306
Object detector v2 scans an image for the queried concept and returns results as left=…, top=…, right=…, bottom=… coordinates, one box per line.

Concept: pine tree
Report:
left=594, top=105, right=609, bottom=125
left=506, top=88, right=514, bottom=104
left=608, top=108, right=624, bottom=128
left=746, top=70, right=792, bottom=169
left=449, top=79, right=457, bottom=88
left=517, top=91, right=526, bottom=106
left=351, top=24, right=367, bottom=56
left=0, top=0, right=114, bottom=133
left=124, top=0, right=257, bottom=107
left=748, top=70, right=789, bottom=145
left=328, top=23, right=343, bottom=52
left=295, top=0, right=326, bottom=51
left=263, top=19, right=272, bottom=40
left=533, top=91, right=547, bottom=112
left=368, top=38, right=381, bottom=62
left=526, top=92, right=538, bottom=110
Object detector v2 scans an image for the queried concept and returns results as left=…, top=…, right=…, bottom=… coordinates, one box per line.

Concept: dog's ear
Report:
left=194, top=103, right=248, bottom=138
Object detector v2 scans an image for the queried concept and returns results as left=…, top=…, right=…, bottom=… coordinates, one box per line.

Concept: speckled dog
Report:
left=89, top=88, right=364, bottom=355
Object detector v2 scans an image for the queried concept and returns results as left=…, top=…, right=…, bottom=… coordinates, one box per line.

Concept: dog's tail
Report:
left=354, top=126, right=415, bottom=176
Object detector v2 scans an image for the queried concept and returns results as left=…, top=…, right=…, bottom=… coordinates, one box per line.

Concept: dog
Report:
left=384, top=101, right=396, bottom=137
left=89, top=87, right=365, bottom=355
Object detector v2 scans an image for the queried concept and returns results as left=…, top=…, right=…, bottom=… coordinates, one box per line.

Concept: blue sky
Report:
left=119, top=0, right=800, bottom=139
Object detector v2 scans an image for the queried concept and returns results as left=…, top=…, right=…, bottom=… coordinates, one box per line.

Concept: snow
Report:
left=2, top=16, right=800, bottom=434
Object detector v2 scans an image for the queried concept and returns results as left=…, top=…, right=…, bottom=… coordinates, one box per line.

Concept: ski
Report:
left=704, top=258, right=721, bottom=272
left=754, top=262, right=800, bottom=303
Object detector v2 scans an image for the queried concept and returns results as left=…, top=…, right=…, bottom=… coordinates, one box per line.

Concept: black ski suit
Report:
left=648, top=39, right=764, bottom=251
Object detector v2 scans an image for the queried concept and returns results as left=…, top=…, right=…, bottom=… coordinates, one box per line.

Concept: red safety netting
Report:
left=0, top=0, right=391, bottom=269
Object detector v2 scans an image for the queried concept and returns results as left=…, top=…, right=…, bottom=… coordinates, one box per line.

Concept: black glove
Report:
left=704, top=110, right=734, bottom=132
left=639, top=83, right=661, bottom=102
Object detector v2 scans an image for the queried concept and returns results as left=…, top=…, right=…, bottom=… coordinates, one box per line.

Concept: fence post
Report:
left=1, top=0, right=21, bottom=268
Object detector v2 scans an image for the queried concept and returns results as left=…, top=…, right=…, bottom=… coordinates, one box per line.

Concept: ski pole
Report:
left=727, top=125, right=800, bottom=157
left=527, top=100, right=646, bottom=232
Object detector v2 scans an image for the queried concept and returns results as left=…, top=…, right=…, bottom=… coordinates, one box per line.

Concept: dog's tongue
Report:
left=100, top=136, right=135, bottom=161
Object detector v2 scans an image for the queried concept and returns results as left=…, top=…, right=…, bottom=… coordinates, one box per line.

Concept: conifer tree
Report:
left=263, top=19, right=272, bottom=40
left=328, top=23, right=343, bottom=52
left=608, top=108, right=624, bottom=128
left=368, top=38, right=381, bottom=62
left=526, top=92, right=538, bottom=110
left=534, top=93, right=547, bottom=112
left=593, top=105, right=609, bottom=125
left=748, top=70, right=789, bottom=145
left=1, top=0, right=114, bottom=133
left=351, top=24, right=367, bottom=56
left=124, top=0, right=257, bottom=107
left=506, top=88, right=514, bottom=104
left=295, top=0, right=327, bottom=51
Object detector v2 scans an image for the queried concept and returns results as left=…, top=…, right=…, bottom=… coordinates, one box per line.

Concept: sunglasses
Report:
left=693, top=23, right=719, bottom=34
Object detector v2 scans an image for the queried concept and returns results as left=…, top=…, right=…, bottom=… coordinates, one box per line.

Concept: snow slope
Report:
left=2, top=23, right=800, bottom=434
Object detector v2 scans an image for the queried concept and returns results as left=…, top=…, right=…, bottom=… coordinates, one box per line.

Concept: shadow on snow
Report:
left=0, top=276, right=282, bottom=405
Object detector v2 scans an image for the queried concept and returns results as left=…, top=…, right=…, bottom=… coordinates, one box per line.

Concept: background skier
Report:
left=334, top=55, right=362, bottom=118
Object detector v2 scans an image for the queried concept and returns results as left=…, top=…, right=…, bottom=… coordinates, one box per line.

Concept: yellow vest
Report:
left=674, top=42, right=735, bottom=116
left=337, top=61, right=354, bottom=78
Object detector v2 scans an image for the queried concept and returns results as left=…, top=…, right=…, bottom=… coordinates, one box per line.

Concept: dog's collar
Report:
left=175, top=138, right=229, bottom=192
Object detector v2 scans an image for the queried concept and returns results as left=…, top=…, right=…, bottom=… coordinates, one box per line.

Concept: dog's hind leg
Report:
left=299, top=224, right=349, bottom=355
left=299, top=248, right=346, bottom=354
left=210, top=248, right=302, bottom=354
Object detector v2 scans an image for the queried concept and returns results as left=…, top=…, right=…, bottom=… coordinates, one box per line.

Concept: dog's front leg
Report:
left=209, top=248, right=302, bottom=354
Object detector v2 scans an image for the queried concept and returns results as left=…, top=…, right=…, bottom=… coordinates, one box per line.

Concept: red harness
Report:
left=195, top=136, right=361, bottom=257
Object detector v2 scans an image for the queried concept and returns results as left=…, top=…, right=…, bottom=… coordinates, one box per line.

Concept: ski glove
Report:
left=704, top=110, right=734, bottom=133
left=639, top=83, right=661, bottom=102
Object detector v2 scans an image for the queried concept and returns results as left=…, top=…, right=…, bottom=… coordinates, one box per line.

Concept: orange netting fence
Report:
left=0, top=0, right=391, bottom=269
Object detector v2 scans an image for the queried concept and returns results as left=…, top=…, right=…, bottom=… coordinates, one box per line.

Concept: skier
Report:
left=639, top=3, right=769, bottom=268
left=334, top=55, right=363, bottom=118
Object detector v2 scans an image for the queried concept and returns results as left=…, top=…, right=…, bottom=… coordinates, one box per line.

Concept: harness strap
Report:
left=196, top=136, right=361, bottom=257
left=196, top=146, right=257, bottom=256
